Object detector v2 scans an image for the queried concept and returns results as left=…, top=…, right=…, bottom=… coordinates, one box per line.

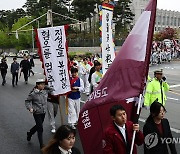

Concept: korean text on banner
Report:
left=101, top=3, right=115, bottom=74
left=37, top=26, right=71, bottom=95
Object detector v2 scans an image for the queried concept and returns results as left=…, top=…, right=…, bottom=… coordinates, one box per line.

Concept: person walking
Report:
left=68, top=67, right=84, bottom=129
left=47, top=94, right=59, bottom=133
left=0, top=58, right=8, bottom=86
left=80, top=58, right=91, bottom=96
left=88, top=60, right=99, bottom=93
left=20, top=55, right=31, bottom=84
left=25, top=79, right=54, bottom=149
left=91, top=61, right=103, bottom=91
left=103, top=104, right=144, bottom=154
left=28, top=55, right=35, bottom=76
left=42, top=125, right=81, bottom=154
left=10, top=57, right=20, bottom=87
left=143, top=101, right=177, bottom=154
left=144, top=69, right=169, bottom=107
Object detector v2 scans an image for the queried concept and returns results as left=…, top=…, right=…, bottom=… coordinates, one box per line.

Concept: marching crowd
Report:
left=0, top=49, right=178, bottom=153
left=150, top=41, right=180, bottom=65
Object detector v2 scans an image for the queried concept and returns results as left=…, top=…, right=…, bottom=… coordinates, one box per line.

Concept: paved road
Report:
left=0, top=57, right=180, bottom=154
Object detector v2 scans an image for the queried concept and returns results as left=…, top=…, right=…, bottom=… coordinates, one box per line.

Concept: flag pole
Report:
left=58, top=96, right=64, bottom=125
left=130, top=94, right=143, bottom=154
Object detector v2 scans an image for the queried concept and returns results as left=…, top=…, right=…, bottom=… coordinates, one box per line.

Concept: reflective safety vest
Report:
left=144, top=78, right=169, bottom=106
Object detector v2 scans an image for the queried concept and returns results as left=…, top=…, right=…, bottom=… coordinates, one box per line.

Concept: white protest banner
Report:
left=37, top=26, right=71, bottom=95
left=101, top=3, right=115, bottom=74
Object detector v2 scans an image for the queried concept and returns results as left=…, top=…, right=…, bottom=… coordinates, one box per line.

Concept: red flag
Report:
left=77, top=0, right=157, bottom=153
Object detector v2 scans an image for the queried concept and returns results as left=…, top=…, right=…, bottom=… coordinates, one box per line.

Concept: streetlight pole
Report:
left=32, top=26, right=34, bottom=53
left=47, top=0, right=53, bottom=26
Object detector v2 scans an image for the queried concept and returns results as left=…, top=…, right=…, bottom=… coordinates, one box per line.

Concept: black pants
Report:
left=22, top=69, right=29, bottom=82
left=12, top=72, right=18, bottom=86
left=1, top=72, right=7, bottom=85
left=29, top=113, right=45, bottom=147
left=28, top=69, right=34, bottom=76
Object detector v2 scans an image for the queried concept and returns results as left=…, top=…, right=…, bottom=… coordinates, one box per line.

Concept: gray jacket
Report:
left=25, top=86, right=54, bottom=114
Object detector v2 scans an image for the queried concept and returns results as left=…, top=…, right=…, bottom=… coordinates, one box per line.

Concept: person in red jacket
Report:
left=103, top=104, right=144, bottom=154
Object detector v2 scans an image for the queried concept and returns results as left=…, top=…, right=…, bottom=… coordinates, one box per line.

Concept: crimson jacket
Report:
left=103, top=121, right=144, bottom=154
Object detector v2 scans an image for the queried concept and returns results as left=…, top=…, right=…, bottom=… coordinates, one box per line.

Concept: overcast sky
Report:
left=0, top=0, right=179, bottom=11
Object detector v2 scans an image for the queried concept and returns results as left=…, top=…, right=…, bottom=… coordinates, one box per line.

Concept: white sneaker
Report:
left=69, top=124, right=76, bottom=129
left=51, top=129, right=56, bottom=133
left=71, top=125, right=76, bottom=129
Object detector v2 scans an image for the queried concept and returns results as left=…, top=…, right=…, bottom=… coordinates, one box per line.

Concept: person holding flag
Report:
left=68, top=67, right=84, bottom=129
left=77, top=0, right=157, bottom=153
left=103, top=104, right=144, bottom=154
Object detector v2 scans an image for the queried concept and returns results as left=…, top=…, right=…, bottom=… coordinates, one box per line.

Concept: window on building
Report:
left=167, top=16, right=169, bottom=25
left=174, top=17, right=177, bottom=26
left=141, top=9, right=144, bottom=14
left=178, top=18, right=180, bottom=26
left=158, top=15, right=161, bottom=25
left=163, top=16, right=166, bottom=25
left=171, top=17, right=173, bottom=26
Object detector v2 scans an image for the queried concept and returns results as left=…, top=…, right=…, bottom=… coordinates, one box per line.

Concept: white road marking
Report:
left=167, top=97, right=179, bottom=101
left=80, top=100, right=86, bottom=104
left=139, top=118, right=180, bottom=133
left=170, top=84, right=180, bottom=88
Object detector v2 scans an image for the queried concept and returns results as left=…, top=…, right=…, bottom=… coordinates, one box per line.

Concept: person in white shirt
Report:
left=79, top=58, right=91, bottom=95
left=91, top=61, right=102, bottom=91
left=68, top=67, right=84, bottom=129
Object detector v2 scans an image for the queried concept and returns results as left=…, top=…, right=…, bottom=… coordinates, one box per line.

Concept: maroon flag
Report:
left=77, top=0, right=157, bottom=153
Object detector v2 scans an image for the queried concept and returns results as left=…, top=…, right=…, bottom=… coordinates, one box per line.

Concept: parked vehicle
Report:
left=1, top=52, right=8, bottom=57
left=17, top=50, right=29, bottom=57
left=8, top=52, right=17, bottom=57
left=29, top=52, right=39, bottom=58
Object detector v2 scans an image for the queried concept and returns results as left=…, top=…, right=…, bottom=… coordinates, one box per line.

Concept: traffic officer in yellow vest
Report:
left=144, top=69, right=169, bottom=107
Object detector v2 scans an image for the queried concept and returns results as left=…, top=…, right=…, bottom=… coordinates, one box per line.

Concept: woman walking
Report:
left=143, top=101, right=177, bottom=154
left=42, top=125, right=81, bottom=154
left=25, top=79, right=53, bottom=149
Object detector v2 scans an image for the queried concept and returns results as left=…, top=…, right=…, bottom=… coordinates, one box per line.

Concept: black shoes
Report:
left=27, top=132, right=32, bottom=141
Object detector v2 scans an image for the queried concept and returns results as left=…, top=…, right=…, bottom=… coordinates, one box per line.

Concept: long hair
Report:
left=146, top=101, right=166, bottom=123
left=42, top=125, right=76, bottom=154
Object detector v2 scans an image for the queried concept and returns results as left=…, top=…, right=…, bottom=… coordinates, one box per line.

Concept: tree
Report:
left=154, top=27, right=178, bottom=41
left=23, top=0, right=38, bottom=16
left=160, top=27, right=177, bottom=40
left=11, top=17, right=33, bottom=50
left=0, top=9, right=26, bottom=30
left=72, top=0, right=100, bottom=32
left=113, top=0, right=134, bottom=41
left=0, top=30, right=12, bottom=50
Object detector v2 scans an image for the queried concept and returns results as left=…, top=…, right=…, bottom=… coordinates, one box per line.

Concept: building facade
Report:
left=131, top=0, right=180, bottom=32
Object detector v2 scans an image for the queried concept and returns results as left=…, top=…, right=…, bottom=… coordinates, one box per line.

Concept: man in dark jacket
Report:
left=0, top=58, right=8, bottom=86
left=28, top=55, right=35, bottom=76
left=20, top=55, right=31, bottom=84
left=11, top=57, right=20, bottom=87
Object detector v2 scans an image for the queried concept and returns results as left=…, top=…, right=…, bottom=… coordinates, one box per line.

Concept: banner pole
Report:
left=58, top=96, right=64, bottom=125
left=130, top=94, right=142, bottom=154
